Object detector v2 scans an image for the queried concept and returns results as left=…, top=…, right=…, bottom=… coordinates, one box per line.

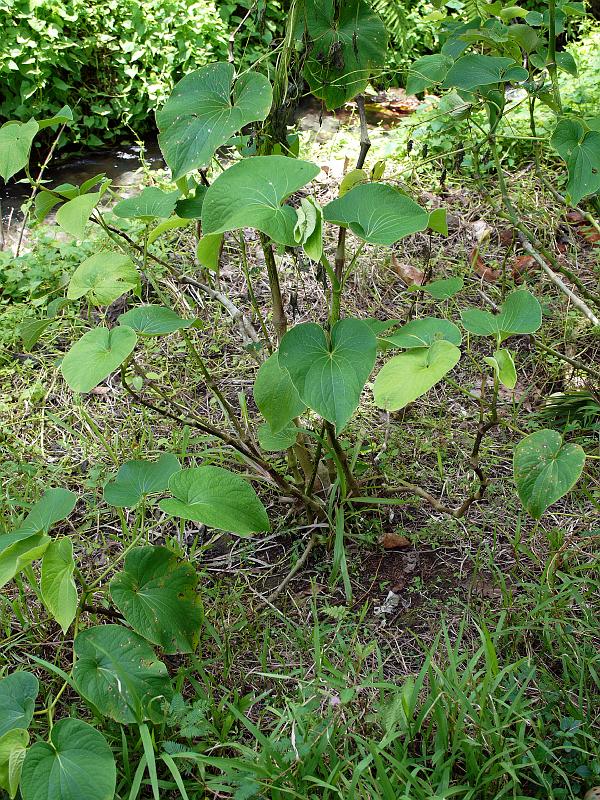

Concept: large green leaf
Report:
left=0, top=673, right=38, bottom=737
left=373, top=340, right=461, bottom=411
left=0, top=531, right=49, bottom=589
left=40, top=538, right=77, bottom=633
left=21, top=718, right=116, bottom=800
left=67, top=252, right=140, bottom=305
left=422, top=277, right=464, bottom=300
left=301, top=0, right=387, bottom=109
left=551, top=118, right=600, bottom=204
left=278, top=319, right=377, bottom=430
left=323, top=184, right=429, bottom=245
left=0, top=729, right=28, bottom=799
left=103, top=453, right=181, bottom=508
left=61, top=326, right=137, bottom=393
left=159, top=466, right=270, bottom=535
left=202, top=156, right=320, bottom=246
left=15, top=488, right=77, bottom=536
left=0, top=119, right=38, bottom=182
left=118, top=305, right=193, bottom=336
left=73, top=625, right=172, bottom=724
left=157, top=62, right=272, bottom=180
left=382, top=317, right=462, bottom=349
left=513, top=429, right=585, bottom=519
left=443, top=54, right=528, bottom=89
left=113, top=186, right=180, bottom=221
left=110, top=546, right=202, bottom=654
left=253, top=352, right=306, bottom=434
left=407, top=54, right=454, bottom=95
left=461, top=290, right=541, bottom=343
left=55, top=192, right=101, bottom=238
left=257, top=422, right=299, bottom=452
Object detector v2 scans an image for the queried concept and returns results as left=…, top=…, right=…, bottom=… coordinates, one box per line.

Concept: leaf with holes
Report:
left=514, top=429, right=585, bottom=518
left=278, top=319, right=377, bottom=431
left=61, top=326, right=137, bottom=393
left=373, top=340, right=461, bottom=411
left=103, top=454, right=181, bottom=508
left=40, top=538, right=77, bottom=633
left=253, top=353, right=306, bottom=434
left=118, top=306, right=192, bottom=336
left=110, top=546, right=202, bottom=654
left=74, top=625, right=172, bottom=724
left=323, top=184, right=429, bottom=245
left=21, top=718, right=115, bottom=800
left=0, top=673, right=38, bottom=738
left=68, top=252, right=140, bottom=305
left=160, top=466, right=270, bottom=535
left=461, top=289, right=541, bottom=343
left=157, top=62, right=272, bottom=180
left=202, top=156, right=320, bottom=246
left=301, top=0, right=387, bottom=109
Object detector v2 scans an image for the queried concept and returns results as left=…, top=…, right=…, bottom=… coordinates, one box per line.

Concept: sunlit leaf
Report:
left=61, top=326, right=137, bottom=393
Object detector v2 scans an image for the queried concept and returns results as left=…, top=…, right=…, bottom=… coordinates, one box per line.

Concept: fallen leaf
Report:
left=498, top=228, right=515, bottom=246
left=578, top=225, right=600, bottom=244
left=566, top=210, right=585, bottom=224
left=512, top=255, right=536, bottom=281
left=391, top=256, right=424, bottom=286
left=470, top=219, right=492, bottom=244
left=380, top=532, right=411, bottom=549
left=470, top=248, right=501, bottom=282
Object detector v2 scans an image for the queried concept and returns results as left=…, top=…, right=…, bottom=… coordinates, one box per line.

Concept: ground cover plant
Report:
left=0, top=0, right=599, bottom=798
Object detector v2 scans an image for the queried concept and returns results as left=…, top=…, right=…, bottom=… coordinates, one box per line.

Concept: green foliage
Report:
left=67, top=252, right=139, bottom=305
left=461, top=290, right=542, bottom=343
left=0, top=0, right=229, bottom=145
left=60, top=326, right=138, bottom=392
left=513, top=429, right=586, bottom=518
left=159, top=466, right=271, bottom=535
left=0, top=673, right=38, bottom=738
left=103, top=454, right=181, bottom=507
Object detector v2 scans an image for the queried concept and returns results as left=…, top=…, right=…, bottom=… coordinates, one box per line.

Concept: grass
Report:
left=1, top=74, right=600, bottom=799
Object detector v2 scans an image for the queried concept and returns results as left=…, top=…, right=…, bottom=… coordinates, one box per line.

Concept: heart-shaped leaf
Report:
left=0, top=673, right=38, bottom=737
left=551, top=118, right=600, bottom=204
left=110, top=546, right=202, bottom=653
left=514, top=429, right=586, bottom=518
left=382, top=317, right=462, bottom=349
left=113, top=186, right=180, bottom=220
left=323, top=184, right=430, bottom=245
left=118, top=306, right=193, bottom=336
left=0, top=119, right=38, bottom=182
left=301, top=0, right=387, bottom=109
left=157, top=62, right=272, bottom=180
left=15, top=488, right=77, bottom=536
left=56, top=192, right=101, bottom=238
left=68, top=252, right=140, bottom=305
left=278, top=319, right=377, bottom=431
left=73, top=625, right=172, bottom=724
left=40, top=538, right=77, bottom=633
left=0, top=489, right=73, bottom=588
left=461, top=289, right=541, bottom=343
left=443, top=54, right=528, bottom=89
left=202, top=156, right=320, bottom=246
left=160, top=466, right=270, bottom=535
left=0, top=728, right=29, bottom=799
left=484, top=348, right=517, bottom=389
left=175, top=185, right=207, bottom=219
left=103, top=453, right=181, bottom=508
left=257, top=422, right=299, bottom=452
left=61, top=325, right=137, bottom=393
left=21, top=718, right=116, bottom=800
left=407, top=54, right=454, bottom=95
left=253, top=353, right=306, bottom=434
left=422, top=277, right=464, bottom=299
left=373, top=340, right=461, bottom=411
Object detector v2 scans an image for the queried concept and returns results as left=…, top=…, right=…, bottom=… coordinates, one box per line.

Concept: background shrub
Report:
left=0, top=0, right=229, bottom=146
